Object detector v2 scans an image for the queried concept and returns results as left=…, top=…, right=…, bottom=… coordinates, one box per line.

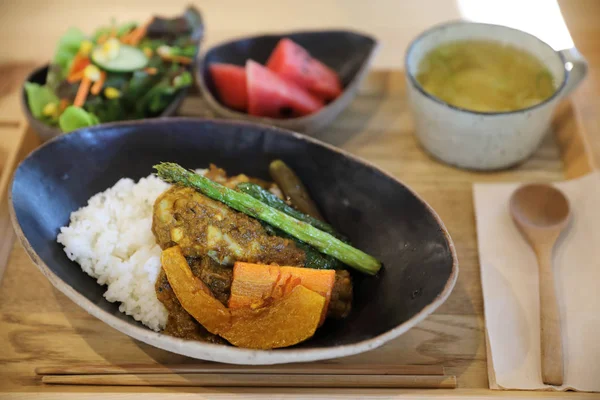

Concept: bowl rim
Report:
left=9, top=117, right=458, bottom=365
left=195, top=29, right=380, bottom=123
left=404, top=20, right=568, bottom=116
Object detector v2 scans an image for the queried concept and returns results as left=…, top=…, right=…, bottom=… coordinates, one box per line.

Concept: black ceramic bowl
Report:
left=10, top=119, right=457, bottom=364
left=197, top=30, right=379, bottom=134
left=21, top=65, right=190, bottom=142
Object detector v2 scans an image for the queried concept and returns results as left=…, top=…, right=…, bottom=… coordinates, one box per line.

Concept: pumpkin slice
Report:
left=229, top=262, right=335, bottom=325
left=161, top=246, right=231, bottom=334
left=225, top=285, right=324, bottom=349
left=160, top=246, right=325, bottom=349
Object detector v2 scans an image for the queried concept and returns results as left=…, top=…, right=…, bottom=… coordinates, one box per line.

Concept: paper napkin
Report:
left=473, top=172, right=600, bottom=392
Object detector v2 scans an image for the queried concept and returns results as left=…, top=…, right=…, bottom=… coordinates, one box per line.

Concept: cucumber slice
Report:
left=91, top=44, right=148, bottom=73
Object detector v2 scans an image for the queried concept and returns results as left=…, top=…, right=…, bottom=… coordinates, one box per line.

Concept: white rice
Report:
left=57, top=173, right=186, bottom=331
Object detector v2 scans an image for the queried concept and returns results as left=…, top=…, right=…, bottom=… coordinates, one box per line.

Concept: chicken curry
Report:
left=152, top=161, right=379, bottom=349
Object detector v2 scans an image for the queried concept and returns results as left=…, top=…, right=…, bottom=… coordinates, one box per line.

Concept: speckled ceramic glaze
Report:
left=405, top=22, right=588, bottom=170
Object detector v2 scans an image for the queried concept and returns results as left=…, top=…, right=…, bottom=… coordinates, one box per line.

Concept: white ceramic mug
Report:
left=405, top=22, right=588, bottom=170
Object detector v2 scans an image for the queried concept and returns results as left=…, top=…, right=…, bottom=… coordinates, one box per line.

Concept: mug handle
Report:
left=558, top=48, right=588, bottom=98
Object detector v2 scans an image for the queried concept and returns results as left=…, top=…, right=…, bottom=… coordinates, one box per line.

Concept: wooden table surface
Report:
left=0, top=1, right=599, bottom=398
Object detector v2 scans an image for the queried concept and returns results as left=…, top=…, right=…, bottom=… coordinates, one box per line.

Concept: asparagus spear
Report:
left=237, top=182, right=348, bottom=242
left=269, top=159, right=324, bottom=221
left=260, top=222, right=343, bottom=270
left=155, top=162, right=381, bottom=275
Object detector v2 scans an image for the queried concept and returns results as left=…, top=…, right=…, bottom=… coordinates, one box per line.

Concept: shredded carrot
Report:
left=120, top=31, right=133, bottom=44
left=172, top=55, right=193, bottom=65
left=59, top=99, right=69, bottom=112
left=128, top=18, right=154, bottom=46
left=160, top=54, right=193, bottom=65
left=129, top=27, right=147, bottom=45
left=68, top=53, right=83, bottom=74
left=67, top=69, right=85, bottom=83
left=70, top=54, right=84, bottom=74
left=97, top=33, right=109, bottom=45
left=118, top=24, right=135, bottom=39
left=90, top=71, right=106, bottom=95
left=73, top=77, right=92, bottom=107
left=109, top=27, right=117, bottom=38
left=125, top=29, right=141, bottom=45
left=144, top=67, right=158, bottom=75
left=66, top=54, right=91, bottom=82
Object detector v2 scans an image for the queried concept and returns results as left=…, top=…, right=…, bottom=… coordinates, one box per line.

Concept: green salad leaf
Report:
left=84, top=97, right=125, bottom=122
left=117, top=21, right=137, bottom=37
left=173, top=71, right=192, bottom=88
left=123, top=70, right=161, bottom=113
left=93, top=21, right=137, bottom=41
left=24, top=82, right=59, bottom=119
left=53, top=27, right=87, bottom=78
left=138, top=70, right=192, bottom=114
left=170, top=45, right=197, bottom=58
left=140, top=77, right=176, bottom=114
left=92, top=26, right=111, bottom=42
left=58, top=106, right=100, bottom=133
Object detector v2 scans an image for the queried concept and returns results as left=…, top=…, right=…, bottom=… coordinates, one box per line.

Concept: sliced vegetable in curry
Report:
left=154, top=162, right=381, bottom=275
left=152, top=161, right=378, bottom=349
left=161, top=246, right=325, bottom=350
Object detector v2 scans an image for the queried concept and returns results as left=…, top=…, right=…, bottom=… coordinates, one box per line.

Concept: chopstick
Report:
left=37, top=364, right=456, bottom=389
left=41, top=373, right=456, bottom=388
left=36, top=363, right=445, bottom=376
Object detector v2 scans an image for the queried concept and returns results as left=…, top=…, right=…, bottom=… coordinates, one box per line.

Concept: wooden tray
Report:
left=0, top=122, right=40, bottom=279
left=0, top=70, right=597, bottom=399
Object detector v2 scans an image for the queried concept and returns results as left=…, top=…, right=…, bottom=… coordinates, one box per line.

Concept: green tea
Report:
left=416, top=40, right=555, bottom=112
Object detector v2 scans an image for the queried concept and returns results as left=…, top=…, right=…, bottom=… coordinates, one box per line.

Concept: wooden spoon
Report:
left=510, top=184, right=570, bottom=386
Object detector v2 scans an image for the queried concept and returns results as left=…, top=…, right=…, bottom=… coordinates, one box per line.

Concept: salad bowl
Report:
left=22, top=65, right=190, bottom=141
left=21, top=6, right=203, bottom=142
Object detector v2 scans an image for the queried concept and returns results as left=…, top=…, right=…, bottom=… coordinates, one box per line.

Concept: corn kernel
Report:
left=171, top=227, right=183, bottom=242
left=157, top=45, right=172, bottom=57
left=143, top=47, right=153, bottom=58
left=83, top=65, right=101, bottom=81
left=79, top=40, right=93, bottom=56
left=173, top=75, right=184, bottom=87
left=42, top=102, right=58, bottom=117
left=104, top=87, right=121, bottom=99
left=102, top=38, right=121, bottom=60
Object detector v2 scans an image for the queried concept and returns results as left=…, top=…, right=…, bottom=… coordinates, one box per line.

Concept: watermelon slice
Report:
left=209, top=63, right=248, bottom=111
left=266, top=38, right=343, bottom=102
left=246, top=60, right=324, bottom=118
